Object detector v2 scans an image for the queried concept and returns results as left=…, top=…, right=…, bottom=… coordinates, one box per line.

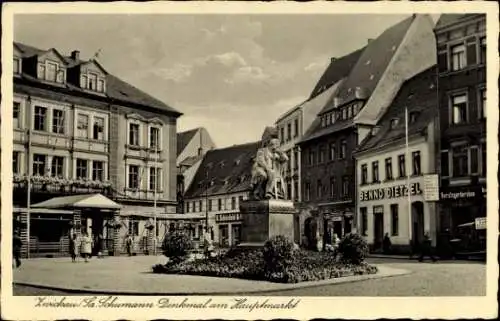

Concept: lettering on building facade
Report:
left=359, top=182, right=423, bottom=202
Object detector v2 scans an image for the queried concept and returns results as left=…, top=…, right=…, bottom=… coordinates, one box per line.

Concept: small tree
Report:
left=162, top=231, right=193, bottom=264
left=337, top=233, right=369, bottom=265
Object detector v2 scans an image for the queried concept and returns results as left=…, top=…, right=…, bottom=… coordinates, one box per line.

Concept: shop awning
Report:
left=31, top=194, right=121, bottom=210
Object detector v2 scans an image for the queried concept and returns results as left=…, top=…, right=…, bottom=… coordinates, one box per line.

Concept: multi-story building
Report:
left=354, top=66, right=439, bottom=253
left=176, top=127, right=215, bottom=213
left=176, top=142, right=260, bottom=248
left=12, top=42, right=182, bottom=257
left=433, top=15, right=487, bottom=242
left=297, top=15, right=437, bottom=248
left=275, top=48, right=365, bottom=244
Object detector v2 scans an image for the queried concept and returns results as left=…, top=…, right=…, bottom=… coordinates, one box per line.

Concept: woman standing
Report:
left=69, top=234, right=79, bottom=262
left=80, top=232, right=92, bottom=263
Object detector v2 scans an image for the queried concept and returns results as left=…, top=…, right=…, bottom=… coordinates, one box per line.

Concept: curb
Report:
left=14, top=266, right=411, bottom=296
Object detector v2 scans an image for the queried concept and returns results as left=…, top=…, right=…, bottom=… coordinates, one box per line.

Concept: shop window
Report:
left=34, top=106, right=47, bottom=131
left=360, top=207, right=368, bottom=236
left=329, top=143, right=336, bottom=161
left=77, top=114, right=89, bottom=138
left=129, top=123, right=140, bottom=146
left=128, top=165, right=139, bottom=188
left=398, top=154, right=406, bottom=178
left=390, top=204, right=399, bottom=236
left=450, top=44, right=466, bottom=71
left=13, top=151, right=19, bottom=174
left=441, top=151, right=450, bottom=177
left=470, top=146, right=479, bottom=175
left=452, top=145, right=468, bottom=177
left=93, top=117, right=105, bottom=140
left=372, top=161, right=379, bottom=183
left=51, top=156, right=64, bottom=178
left=76, top=159, right=89, bottom=179
left=481, top=142, right=486, bottom=177
left=52, top=109, right=65, bottom=134
left=93, top=161, right=104, bottom=181
left=33, top=154, right=47, bottom=176
left=412, top=151, right=421, bottom=175
left=361, top=164, right=368, bottom=185
left=13, top=102, right=20, bottom=128
left=451, top=93, right=468, bottom=125
left=385, top=158, right=393, bottom=180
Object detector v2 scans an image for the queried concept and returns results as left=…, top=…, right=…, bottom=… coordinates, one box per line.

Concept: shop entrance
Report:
left=373, top=212, right=384, bottom=251
left=411, top=201, right=425, bottom=246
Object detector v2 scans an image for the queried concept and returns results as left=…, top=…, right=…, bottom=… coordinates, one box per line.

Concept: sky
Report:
left=14, top=13, right=433, bottom=148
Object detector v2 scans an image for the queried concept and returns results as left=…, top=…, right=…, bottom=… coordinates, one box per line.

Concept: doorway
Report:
left=412, top=201, right=425, bottom=246
left=373, top=207, right=384, bottom=251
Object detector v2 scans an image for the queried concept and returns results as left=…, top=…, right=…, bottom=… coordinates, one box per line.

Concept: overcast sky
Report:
left=14, top=14, right=434, bottom=148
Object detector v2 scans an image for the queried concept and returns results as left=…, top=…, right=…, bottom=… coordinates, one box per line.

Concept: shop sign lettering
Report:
left=359, top=183, right=423, bottom=202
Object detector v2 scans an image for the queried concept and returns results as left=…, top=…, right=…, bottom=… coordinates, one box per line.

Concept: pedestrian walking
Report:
left=126, top=234, right=134, bottom=256
left=80, top=231, right=93, bottom=263
left=13, top=230, right=22, bottom=268
left=69, top=233, right=79, bottom=262
left=419, top=232, right=437, bottom=262
left=383, top=233, right=392, bottom=254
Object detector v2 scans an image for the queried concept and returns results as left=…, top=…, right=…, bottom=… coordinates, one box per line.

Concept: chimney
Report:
left=331, top=57, right=337, bottom=63
left=71, top=50, right=80, bottom=61
left=367, top=38, right=374, bottom=44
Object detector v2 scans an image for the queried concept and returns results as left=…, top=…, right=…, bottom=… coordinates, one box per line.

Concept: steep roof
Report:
left=434, top=14, right=483, bottom=31
left=299, top=15, right=416, bottom=144
left=183, top=141, right=260, bottom=198
left=309, top=47, right=366, bottom=100
left=333, top=15, right=415, bottom=106
left=14, top=42, right=182, bottom=116
left=177, top=128, right=200, bottom=157
left=355, top=65, right=438, bottom=154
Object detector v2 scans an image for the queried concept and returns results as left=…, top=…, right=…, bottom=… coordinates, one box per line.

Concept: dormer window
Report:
left=409, top=111, right=419, bottom=124
left=390, top=118, right=399, bottom=129
left=38, top=60, right=66, bottom=83
left=89, top=73, right=98, bottom=91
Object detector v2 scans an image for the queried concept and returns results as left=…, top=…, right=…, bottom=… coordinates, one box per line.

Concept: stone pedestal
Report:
left=238, top=199, right=296, bottom=248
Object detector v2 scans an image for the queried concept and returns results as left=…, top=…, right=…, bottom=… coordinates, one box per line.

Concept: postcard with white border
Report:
left=1, top=1, right=498, bottom=320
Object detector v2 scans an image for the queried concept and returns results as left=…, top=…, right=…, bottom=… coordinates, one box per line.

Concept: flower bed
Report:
left=152, top=249, right=377, bottom=283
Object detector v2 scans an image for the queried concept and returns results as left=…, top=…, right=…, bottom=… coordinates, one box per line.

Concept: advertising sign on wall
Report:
left=423, top=174, right=439, bottom=201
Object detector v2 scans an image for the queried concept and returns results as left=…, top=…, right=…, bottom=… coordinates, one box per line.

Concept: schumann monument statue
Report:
left=239, top=126, right=296, bottom=248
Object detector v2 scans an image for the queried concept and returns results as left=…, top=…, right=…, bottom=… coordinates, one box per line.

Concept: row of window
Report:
left=127, top=165, right=162, bottom=191
left=320, top=102, right=362, bottom=128
left=13, top=152, right=106, bottom=181
left=441, top=143, right=486, bottom=178
left=128, top=123, right=161, bottom=149
left=449, top=88, right=486, bottom=125
left=359, top=204, right=400, bottom=237
left=278, top=118, right=299, bottom=143
left=360, top=152, right=422, bottom=185
left=441, top=36, right=486, bottom=73
left=303, top=176, right=350, bottom=202
left=186, top=195, right=245, bottom=213
left=14, top=56, right=106, bottom=94
left=307, top=140, right=347, bottom=166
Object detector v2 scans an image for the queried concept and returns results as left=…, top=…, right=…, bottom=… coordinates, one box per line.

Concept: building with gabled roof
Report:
left=12, top=41, right=182, bottom=257
left=354, top=66, right=439, bottom=254
left=296, top=15, right=437, bottom=247
left=170, top=141, right=259, bottom=247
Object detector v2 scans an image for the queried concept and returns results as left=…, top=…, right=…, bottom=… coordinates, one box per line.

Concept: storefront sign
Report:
left=216, top=213, right=242, bottom=223
left=423, top=174, right=440, bottom=201
left=440, top=186, right=485, bottom=201
left=359, top=183, right=423, bottom=202
left=475, top=217, right=486, bottom=230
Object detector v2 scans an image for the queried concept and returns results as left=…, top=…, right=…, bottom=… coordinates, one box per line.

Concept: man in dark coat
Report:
left=13, top=230, right=22, bottom=268
left=419, top=232, right=437, bottom=262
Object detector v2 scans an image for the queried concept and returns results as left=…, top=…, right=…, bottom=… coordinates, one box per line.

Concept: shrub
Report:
left=262, top=235, right=297, bottom=281
left=162, top=231, right=193, bottom=264
left=337, top=233, right=369, bottom=265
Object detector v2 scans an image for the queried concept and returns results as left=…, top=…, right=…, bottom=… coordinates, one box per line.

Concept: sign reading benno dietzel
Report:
left=359, top=182, right=423, bottom=202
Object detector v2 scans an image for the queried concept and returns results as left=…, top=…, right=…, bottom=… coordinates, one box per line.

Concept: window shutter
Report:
left=466, top=37, right=477, bottom=65
left=437, top=52, right=448, bottom=73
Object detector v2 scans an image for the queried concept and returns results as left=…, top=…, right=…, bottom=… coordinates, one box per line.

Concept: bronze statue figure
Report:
left=250, top=126, right=289, bottom=200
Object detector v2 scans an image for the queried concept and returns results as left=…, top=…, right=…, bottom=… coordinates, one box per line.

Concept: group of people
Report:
left=383, top=232, right=437, bottom=262
left=69, top=232, right=104, bottom=263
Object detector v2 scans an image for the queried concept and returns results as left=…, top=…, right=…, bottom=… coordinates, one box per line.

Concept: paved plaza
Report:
left=12, top=256, right=485, bottom=296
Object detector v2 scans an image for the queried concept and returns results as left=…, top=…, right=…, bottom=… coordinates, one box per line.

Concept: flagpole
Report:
left=405, top=106, right=412, bottom=246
